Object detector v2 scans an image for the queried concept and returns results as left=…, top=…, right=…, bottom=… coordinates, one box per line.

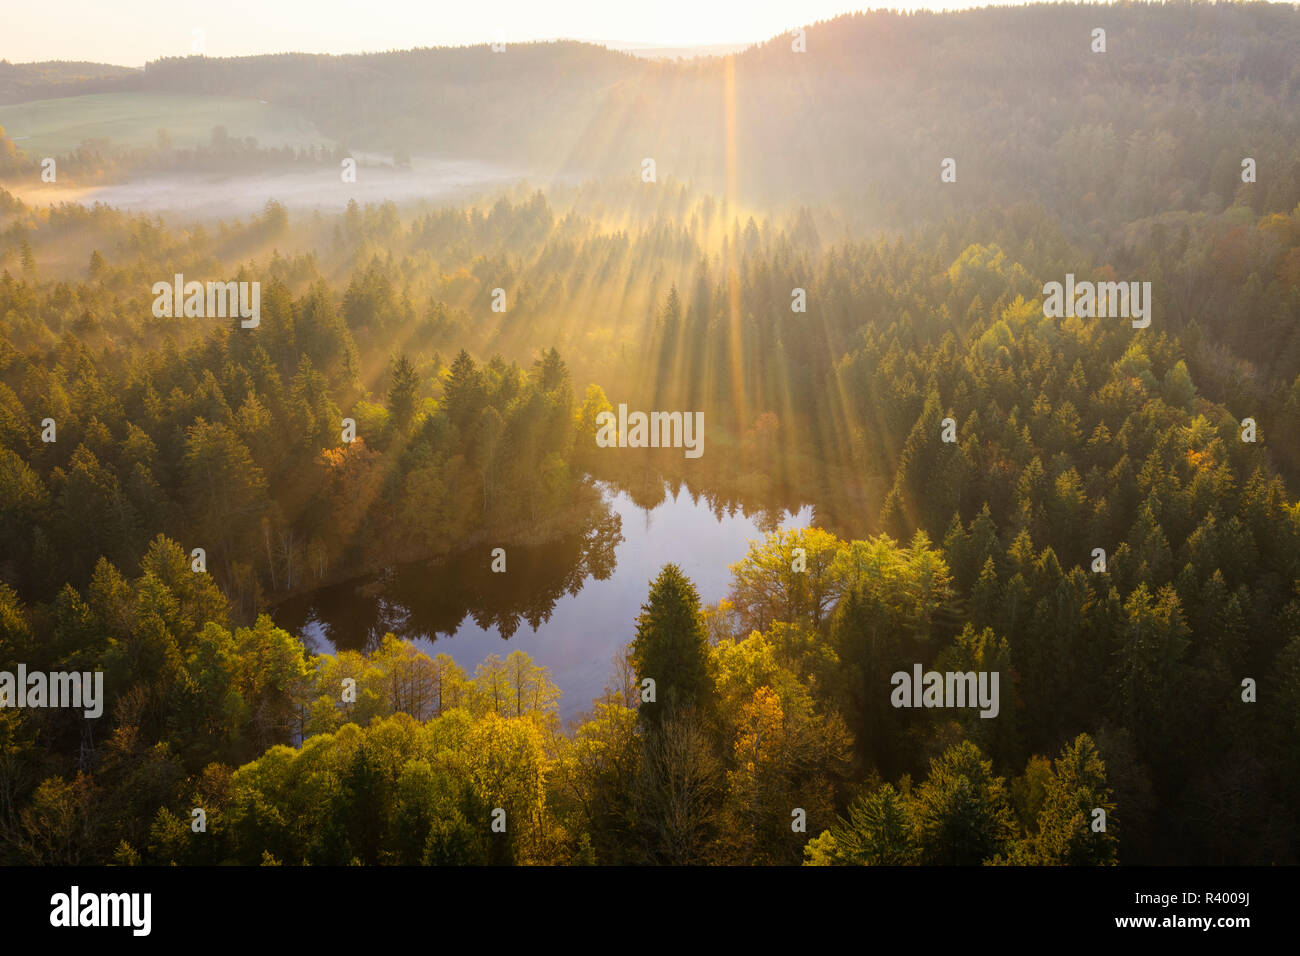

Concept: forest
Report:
left=0, top=2, right=1297, bottom=866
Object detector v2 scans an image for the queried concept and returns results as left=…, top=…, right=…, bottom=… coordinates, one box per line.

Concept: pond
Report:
left=272, top=481, right=812, bottom=719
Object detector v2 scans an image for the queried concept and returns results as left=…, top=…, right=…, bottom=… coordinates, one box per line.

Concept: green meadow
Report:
left=0, top=91, right=328, bottom=155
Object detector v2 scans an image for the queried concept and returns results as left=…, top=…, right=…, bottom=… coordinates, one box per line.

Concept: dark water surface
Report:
left=273, top=482, right=811, bottom=719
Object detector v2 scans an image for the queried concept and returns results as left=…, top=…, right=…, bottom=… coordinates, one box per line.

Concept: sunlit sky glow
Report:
left=3, top=0, right=1040, bottom=66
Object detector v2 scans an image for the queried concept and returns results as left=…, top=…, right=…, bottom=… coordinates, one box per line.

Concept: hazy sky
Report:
left=2, top=0, right=1034, bottom=66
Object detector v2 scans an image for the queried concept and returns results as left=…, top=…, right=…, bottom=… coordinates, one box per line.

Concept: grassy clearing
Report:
left=0, top=91, right=329, bottom=155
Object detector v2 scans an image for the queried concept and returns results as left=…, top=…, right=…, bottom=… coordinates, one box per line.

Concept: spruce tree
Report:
left=632, top=564, right=714, bottom=731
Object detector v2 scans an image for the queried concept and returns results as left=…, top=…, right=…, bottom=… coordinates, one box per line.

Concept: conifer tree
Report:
left=631, top=564, right=714, bottom=731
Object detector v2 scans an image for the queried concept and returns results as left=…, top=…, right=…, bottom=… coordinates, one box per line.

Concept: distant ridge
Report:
left=2, top=5, right=1297, bottom=213
left=600, top=41, right=754, bottom=59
